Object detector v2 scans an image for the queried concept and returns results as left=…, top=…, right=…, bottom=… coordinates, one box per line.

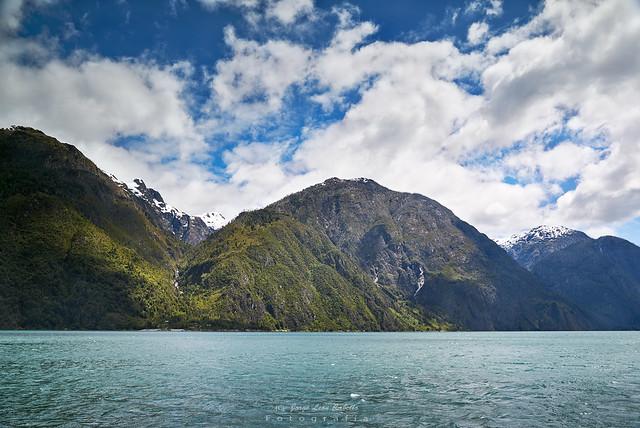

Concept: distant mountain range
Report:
left=1, top=127, right=638, bottom=330
left=498, top=226, right=640, bottom=329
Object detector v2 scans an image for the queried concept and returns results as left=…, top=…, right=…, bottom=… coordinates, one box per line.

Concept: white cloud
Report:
left=486, top=0, right=503, bottom=16
left=197, top=0, right=260, bottom=10
left=504, top=142, right=601, bottom=182
left=198, top=0, right=640, bottom=242
left=467, top=21, right=489, bottom=45
left=475, top=0, right=640, bottom=234
left=4, top=0, right=640, bottom=245
left=465, top=0, right=502, bottom=18
left=554, top=144, right=640, bottom=224
left=0, top=0, right=55, bottom=33
left=210, top=27, right=312, bottom=121
left=0, top=55, right=203, bottom=159
left=197, top=0, right=314, bottom=25
left=266, top=0, right=313, bottom=24
left=0, top=0, right=24, bottom=32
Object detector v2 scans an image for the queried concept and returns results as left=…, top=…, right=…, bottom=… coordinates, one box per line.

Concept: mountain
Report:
left=0, top=127, right=600, bottom=331
left=499, top=226, right=640, bottom=329
left=0, top=127, right=184, bottom=329
left=178, top=209, right=439, bottom=331
left=179, top=177, right=588, bottom=331
left=498, top=225, right=591, bottom=269
left=120, top=178, right=218, bottom=245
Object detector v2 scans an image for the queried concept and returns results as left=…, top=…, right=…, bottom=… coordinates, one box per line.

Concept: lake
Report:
left=0, top=331, right=639, bottom=427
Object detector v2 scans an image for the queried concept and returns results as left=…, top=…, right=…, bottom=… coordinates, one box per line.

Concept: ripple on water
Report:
left=0, top=331, right=639, bottom=427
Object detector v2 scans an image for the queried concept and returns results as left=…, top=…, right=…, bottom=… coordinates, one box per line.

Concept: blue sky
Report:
left=2, top=0, right=640, bottom=244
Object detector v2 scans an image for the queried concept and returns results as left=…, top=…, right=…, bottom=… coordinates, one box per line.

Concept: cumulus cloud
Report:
left=265, top=0, right=313, bottom=24
left=197, top=0, right=314, bottom=25
left=473, top=0, right=640, bottom=234
left=465, top=0, right=503, bottom=18
left=554, top=145, right=640, bottom=228
left=4, top=0, right=640, bottom=244
left=210, top=27, right=312, bottom=121
left=198, top=0, right=640, bottom=241
left=504, top=142, right=602, bottom=182
left=467, top=21, right=489, bottom=45
left=0, top=54, right=203, bottom=159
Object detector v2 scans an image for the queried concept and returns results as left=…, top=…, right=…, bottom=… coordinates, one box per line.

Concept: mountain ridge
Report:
left=108, top=175, right=225, bottom=245
left=1, top=127, right=636, bottom=331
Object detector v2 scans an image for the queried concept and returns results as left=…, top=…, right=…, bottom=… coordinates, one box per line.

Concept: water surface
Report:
left=1, top=331, right=639, bottom=427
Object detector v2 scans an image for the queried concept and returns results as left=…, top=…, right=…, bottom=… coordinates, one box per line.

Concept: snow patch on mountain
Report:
left=497, top=225, right=575, bottom=250
left=497, top=225, right=591, bottom=270
left=130, top=179, right=188, bottom=218
left=107, top=175, right=224, bottom=243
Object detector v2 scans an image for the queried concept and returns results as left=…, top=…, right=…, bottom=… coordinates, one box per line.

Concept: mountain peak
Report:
left=129, top=178, right=175, bottom=215
left=498, top=225, right=577, bottom=249
left=106, top=175, right=217, bottom=244
left=134, top=179, right=169, bottom=206
left=320, top=176, right=377, bottom=186
left=334, top=177, right=373, bottom=183
left=265, top=180, right=588, bottom=330
left=498, top=225, right=591, bottom=270
left=529, top=225, right=575, bottom=239
left=133, top=178, right=147, bottom=190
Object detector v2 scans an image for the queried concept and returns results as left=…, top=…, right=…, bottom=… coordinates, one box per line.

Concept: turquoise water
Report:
left=0, top=332, right=639, bottom=427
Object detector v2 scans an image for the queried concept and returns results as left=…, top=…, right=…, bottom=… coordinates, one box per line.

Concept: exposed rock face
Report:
left=179, top=210, right=435, bottom=331
left=127, top=179, right=214, bottom=245
left=108, top=177, right=225, bottom=245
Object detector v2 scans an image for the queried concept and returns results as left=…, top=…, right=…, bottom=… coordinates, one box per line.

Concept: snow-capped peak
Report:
left=106, top=176, right=220, bottom=244
left=130, top=179, right=186, bottom=218
left=498, top=225, right=576, bottom=250
left=199, top=211, right=227, bottom=230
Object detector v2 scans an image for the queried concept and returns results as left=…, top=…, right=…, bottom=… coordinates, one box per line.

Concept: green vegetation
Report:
left=178, top=210, right=442, bottom=331
left=0, top=193, right=180, bottom=328
left=0, top=127, right=183, bottom=329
